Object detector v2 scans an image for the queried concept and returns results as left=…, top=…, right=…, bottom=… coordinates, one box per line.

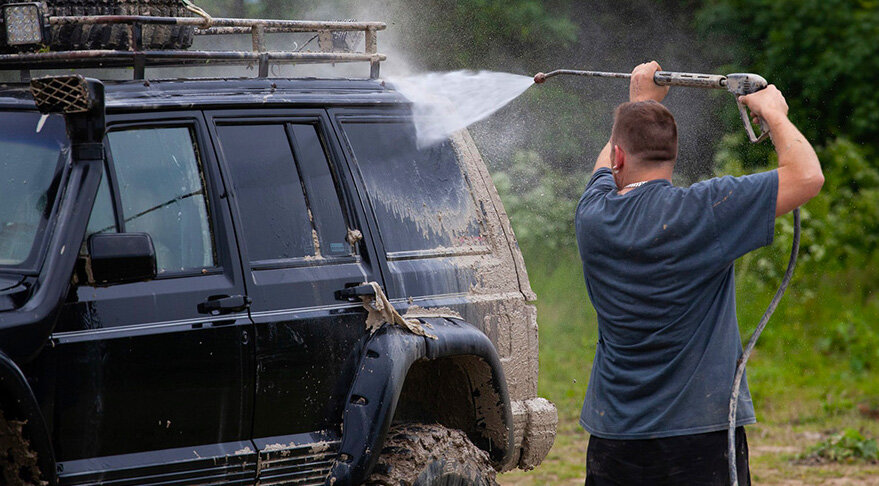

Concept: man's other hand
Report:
left=630, top=61, right=669, bottom=103
left=739, top=84, right=823, bottom=217
left=738, top=85, right=789, bottom=126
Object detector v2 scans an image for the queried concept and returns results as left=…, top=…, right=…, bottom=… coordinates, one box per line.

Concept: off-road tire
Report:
left=0, top=410, right=46, bottom=486
left=0, top=0, right=194, bottom=53
left=366, top=423, right=498, bottom=486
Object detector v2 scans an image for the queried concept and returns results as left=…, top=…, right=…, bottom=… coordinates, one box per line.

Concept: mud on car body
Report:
left=0, top=8, right=556, bottom=486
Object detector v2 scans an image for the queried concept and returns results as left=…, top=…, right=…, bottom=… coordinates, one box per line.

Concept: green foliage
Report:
left=492, top=150, right=583, bottom=255
left=453, top=0, right=577, bottom=51
left=715, top=136, right=879, bottom=296
left=816, top=308, right=879, bottom=374
left=697, top=0, right=879, bottom=147
left=799, top=428, right=879, bottom=464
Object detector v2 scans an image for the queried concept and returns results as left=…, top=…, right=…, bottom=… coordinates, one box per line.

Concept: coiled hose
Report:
left=728, top=207, right=800, bottom=486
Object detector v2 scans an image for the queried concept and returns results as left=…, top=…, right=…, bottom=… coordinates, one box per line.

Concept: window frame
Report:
left=333, top=112, right=490, bottom=261
left=210, top=112, right=360, bottom=270
left=101, top=117, right=222, bottom=279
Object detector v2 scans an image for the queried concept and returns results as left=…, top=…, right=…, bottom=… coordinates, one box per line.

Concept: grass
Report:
left=499, top=247, right=879, bottom=485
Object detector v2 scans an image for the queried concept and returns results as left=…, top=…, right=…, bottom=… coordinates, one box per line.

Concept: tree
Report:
left=697, top=0, right=879, bottom=148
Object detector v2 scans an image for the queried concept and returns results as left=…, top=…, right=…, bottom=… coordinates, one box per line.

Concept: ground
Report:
left=498, top=251, right=879, bottom=485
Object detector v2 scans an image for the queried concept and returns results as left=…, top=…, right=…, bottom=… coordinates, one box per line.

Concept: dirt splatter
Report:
left=402, top=305, right=463, bottom=320
left=309, top=441, right=332, bottom=454
left=366, top=423, right=497, bottom=485
left=307, top=207, right=322, bottom=257
left=0, top=410, right=46, bottom=486
left=360, top=282, right=437, bottom=339
left=346, top=228, right=363, bottom=246
left=516, top=398, right=558, bottom=470
left=263, top=442, right=295, bottom=457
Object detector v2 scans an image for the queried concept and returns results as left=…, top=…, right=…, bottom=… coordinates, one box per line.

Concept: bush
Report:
left=799, top=428, right=879, bottom=464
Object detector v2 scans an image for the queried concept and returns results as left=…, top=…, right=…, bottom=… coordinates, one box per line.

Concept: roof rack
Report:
left=0, top=15, right=387, bottom=81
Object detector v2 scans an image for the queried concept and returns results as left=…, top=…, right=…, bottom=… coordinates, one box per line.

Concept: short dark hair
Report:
left=611, top=100, right=678, bottom=163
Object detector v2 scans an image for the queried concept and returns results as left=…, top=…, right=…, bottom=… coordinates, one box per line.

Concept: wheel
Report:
left=0, top=0, right=195, bottom=53
left=366, top=423, right=498, bottom=486
left=0, top=410, right=46, bottom=486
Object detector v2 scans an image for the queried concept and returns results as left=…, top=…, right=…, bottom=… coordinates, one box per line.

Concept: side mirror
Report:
left=87, top=233, right=157, bottom=285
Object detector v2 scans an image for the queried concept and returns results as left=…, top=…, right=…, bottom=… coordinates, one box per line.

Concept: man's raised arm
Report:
left=739, top=87, right=824, bottom=217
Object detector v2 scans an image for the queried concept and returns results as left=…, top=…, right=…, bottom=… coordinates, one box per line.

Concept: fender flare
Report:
left=326, top=317, right=514, bottom=486
left=0, top=350, right=56, bottom=486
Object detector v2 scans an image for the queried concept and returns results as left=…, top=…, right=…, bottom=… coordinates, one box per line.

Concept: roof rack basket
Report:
left=0, top=15, right=387, bottom=81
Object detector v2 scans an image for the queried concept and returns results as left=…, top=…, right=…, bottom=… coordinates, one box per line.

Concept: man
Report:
left=576, top=61, right=823, bottom=485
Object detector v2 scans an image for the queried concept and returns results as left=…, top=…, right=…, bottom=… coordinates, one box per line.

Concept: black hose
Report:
left=728, top=207, right=800, bottom=486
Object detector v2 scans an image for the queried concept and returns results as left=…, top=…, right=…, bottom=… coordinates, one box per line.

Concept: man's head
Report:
left=610, top=100, right=678, bottom=187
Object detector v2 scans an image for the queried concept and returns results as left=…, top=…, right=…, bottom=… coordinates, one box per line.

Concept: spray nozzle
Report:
left=533, top=72, right=547, bottom=84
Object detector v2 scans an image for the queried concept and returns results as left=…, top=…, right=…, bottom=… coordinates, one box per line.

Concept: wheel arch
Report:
left=0, top=350, right=56, bottom=486
left=326, top=318, right=513, bottom=486
left=394, top=354, right=508, bottom=462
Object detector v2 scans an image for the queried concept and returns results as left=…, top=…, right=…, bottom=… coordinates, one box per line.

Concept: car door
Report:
left=207, top=109, right=379, bottom=482
left=40, top=113, right=257, bottom=485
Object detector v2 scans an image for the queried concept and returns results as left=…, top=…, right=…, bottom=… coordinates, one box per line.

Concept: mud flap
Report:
left=325, top=318, right=514, bottom=486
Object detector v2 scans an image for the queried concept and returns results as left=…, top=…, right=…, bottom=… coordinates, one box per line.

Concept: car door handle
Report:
left=335, top=283, right=376, bottom=302
left=197, top=294, right=252, bottom=315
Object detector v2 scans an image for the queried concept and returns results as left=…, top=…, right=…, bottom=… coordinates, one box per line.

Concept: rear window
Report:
left=216, top=121, right=352, bottom=264
left=341, top=120, right=485, bottom=255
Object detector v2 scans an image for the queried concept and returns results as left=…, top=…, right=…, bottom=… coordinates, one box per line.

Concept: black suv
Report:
left=0, top=5, right=556, bottom=486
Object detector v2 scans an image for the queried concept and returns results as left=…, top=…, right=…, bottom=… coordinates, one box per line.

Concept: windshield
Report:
left=0, top=111, right=68, bottom=270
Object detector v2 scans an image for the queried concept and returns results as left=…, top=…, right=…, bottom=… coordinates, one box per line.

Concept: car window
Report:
left=217, top=122, right=352, bottom=264
left=340, top=120, right=485, bottom=254
left=0, top=112, right=67, bottom=268
left=106, top=126, right=216, bottom=274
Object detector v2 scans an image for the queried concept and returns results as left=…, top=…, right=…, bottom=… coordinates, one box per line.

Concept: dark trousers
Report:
left=585, top=427, right=750, bottom=486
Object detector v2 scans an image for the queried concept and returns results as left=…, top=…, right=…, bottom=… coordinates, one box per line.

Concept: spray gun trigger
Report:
left=736, top=97, right=770, bottom=143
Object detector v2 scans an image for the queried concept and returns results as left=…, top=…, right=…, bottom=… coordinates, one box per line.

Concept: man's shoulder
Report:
left=578, top=168, right=615, bottom=210
left=586, top=168, right=616, bottom=193
left=682, top=171, right=779, bottom=211
left=687, top=171, right=779, bottom=192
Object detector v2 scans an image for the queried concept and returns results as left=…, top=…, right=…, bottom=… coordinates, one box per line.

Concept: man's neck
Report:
left=617, top=168, right=673, bottom=194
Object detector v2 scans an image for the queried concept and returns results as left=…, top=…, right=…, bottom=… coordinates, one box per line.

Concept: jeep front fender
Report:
left=326, top=317, right=514, bottom=486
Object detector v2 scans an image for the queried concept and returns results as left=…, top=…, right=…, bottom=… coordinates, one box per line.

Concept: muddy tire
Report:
left=0, top=410, right=46, bottom=486
left=366, top=423, right=498, bottom=486
left=0, top=0, right=194, bottom=53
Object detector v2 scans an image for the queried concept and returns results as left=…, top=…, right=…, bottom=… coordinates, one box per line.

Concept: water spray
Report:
left=535, top=67, right=800, bottom=486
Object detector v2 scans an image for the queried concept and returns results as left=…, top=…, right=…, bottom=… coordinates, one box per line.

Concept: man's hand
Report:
left=738, top=85, right=789, bottom=127
left=739, top=85, right=823, bottom=217
left=630, top=61, right=669, bottom=103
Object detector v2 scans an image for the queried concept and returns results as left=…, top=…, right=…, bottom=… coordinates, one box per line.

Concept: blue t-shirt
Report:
left=576, top=168, right=778, bottom=439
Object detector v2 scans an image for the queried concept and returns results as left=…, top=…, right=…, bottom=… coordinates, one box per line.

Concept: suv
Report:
left=0, top=5, right=556, bottom=486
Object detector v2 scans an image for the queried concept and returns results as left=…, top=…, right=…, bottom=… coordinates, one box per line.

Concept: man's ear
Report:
left=613, top=144, right=626, bottom=172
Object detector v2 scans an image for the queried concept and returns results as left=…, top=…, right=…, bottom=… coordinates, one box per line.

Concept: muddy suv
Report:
left=0, top=6, right=556, bottom=486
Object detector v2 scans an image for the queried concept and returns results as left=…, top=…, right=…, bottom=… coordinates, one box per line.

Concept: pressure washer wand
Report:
left=534, top=69, right=727, bottom=88
left=533, top=69, right=770, bottom=143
